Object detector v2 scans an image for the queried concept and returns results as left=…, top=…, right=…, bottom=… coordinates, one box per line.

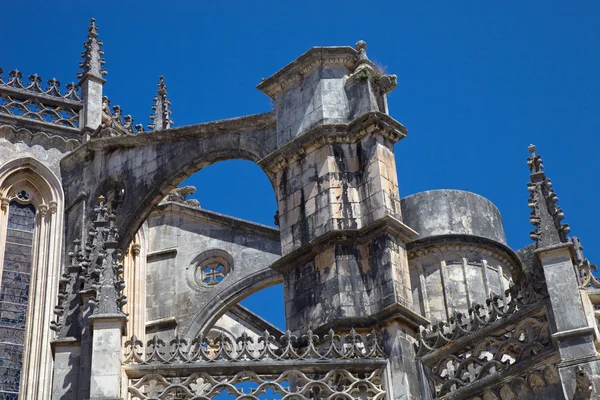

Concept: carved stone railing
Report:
left=416, top=273, right=547, bottom=356
left=123, top=329, right=388, bottom=399
left=124, top=328, right=385, bottom=364
left=416, top=275, right=558, bottom=399
left=417, top=277, right=558, bottom=400
left=0, top=69, right=82, bottom=129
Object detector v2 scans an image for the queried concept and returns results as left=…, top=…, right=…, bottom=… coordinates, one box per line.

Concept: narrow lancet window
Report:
left=0, top=201, right=36, bottom=399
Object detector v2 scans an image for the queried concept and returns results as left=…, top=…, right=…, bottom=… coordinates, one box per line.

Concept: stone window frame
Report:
left=187, top=249, right=234, bottom=291
left=0, top=158, right=64, bottom=400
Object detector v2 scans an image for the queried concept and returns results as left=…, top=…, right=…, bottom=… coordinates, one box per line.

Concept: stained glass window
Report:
left=0, top=201, right=35, bottom=399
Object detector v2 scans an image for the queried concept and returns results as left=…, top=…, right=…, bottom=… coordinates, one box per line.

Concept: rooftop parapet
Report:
left=0, top=68, right=83, bottom=131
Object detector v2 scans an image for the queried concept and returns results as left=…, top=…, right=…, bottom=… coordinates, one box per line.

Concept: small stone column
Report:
left=258, top=42, right=426, bottom=400
left=88, top=318, right=126, bottom=400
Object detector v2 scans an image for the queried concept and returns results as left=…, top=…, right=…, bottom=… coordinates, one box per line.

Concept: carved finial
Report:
left=356, top=40, right=368, bottom=62
left=527, top=144, right=570, bottom=248
left=77, top=18, right=107, bottom=81
left=149, top=75, right=173, bottom=131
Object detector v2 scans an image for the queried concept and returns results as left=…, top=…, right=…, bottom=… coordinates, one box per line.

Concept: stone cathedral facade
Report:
left=0, top=19, right=598, bottom=400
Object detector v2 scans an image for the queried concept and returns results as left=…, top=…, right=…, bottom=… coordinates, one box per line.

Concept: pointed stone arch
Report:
left=0, top=157, right=64, bottom=400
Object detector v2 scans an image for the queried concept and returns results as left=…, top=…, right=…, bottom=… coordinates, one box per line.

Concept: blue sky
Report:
left=2, top=1, right=599, bottom=330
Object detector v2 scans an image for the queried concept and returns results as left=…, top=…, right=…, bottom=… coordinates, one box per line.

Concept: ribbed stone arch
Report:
left=0, top=157, right=64, bottom=400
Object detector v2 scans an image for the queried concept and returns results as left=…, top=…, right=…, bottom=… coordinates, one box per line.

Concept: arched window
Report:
left=0, top=199, right=36, bottom=398
left=0, top=159, right=64, bottom=400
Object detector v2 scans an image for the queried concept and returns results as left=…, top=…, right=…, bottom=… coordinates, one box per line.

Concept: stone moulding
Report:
left=258, top=111, right=408, bottom=174
left=257, top=46, right=360, bottom=99
left=61, top=111, right=277, bottom=167
left=0, top=123, right=81, bottom=152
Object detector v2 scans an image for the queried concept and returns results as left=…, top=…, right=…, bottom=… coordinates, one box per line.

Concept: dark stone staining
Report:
left=369, top=234, right=404, bottom=309
left=516, top=243, right=539, bottom=274
left=297, top=189, right=309, bottom=247
left=332, top=144, right=358, bottom=229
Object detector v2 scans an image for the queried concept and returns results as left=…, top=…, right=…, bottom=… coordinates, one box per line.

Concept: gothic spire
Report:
left=77, top=18, right=107, bottom=81
left=149, top=76, right=173, bottom=131
left=527, top=144, right=570, bottom=248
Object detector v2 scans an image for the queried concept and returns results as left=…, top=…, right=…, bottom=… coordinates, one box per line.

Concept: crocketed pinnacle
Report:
left=77, top=18, right=107, bottom=81
left=527, top=144, right=570, bottom=248
left=149, top=76, right=173, bottom=131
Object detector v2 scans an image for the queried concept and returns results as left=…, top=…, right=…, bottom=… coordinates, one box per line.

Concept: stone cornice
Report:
left=271, top=214, right=418, bottom=274
left=312, top=302, right=430, bottom=334
left=0, top=123, right=80, bottom=152
left=257, top=46, right=360, bottom=99
left=258, top=112, right=408, bottom=174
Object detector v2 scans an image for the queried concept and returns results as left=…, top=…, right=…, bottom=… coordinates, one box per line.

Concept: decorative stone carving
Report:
left=573, top=237, right=600, bottom=289
left=0, top=69, right=82, bottom=128
left=527, top=144, right=570, bottom=248
left=416, top=271, right=547, bottom=357
left=127, top=369, right=386, bottom=400
left=469, top=364, right=560, bottom=400
left=148, top=76, right=173, bottom=131
left=124, top=328, right=385, bottom=364
left=77, top=19, right=107, bottom=80
left=426, top=316, right=552, bottom=397
left=50, top=195, right=128, bottom=334
left=93, top=96, right=141, bottom=137
left=574, top=366, right=594, bottom=400
left=164, top=185, right=200, bottom=208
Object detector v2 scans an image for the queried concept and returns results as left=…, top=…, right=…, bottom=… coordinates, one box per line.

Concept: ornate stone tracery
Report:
left=128, top=369, right=387, bottom=400
left=124, top=329, right=387, bottom=400
left=0, top=69, right=82, bottom=129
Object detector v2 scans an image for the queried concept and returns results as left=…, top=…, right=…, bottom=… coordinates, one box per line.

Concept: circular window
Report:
left=190, top=249, right=234, bottom=289
left=200, top=261, right=227, bottom=285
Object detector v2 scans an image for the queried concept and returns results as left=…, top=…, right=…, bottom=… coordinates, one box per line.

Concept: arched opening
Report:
left=123, top=158, right=284, bottom=348
left=0, top=158, right=64, bottom=400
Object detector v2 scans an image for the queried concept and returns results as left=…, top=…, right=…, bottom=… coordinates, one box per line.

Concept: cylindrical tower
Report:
left=401, top=190, right=522, bottom=322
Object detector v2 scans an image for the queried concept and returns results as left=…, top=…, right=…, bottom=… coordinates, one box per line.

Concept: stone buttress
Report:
left=258, top=42, right=426, bottom=400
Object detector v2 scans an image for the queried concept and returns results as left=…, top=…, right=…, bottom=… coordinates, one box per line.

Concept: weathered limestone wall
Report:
left=143, top=202, right=281, bottom=339
left=277, top=134, right=403, bottom=255
left=408, top=245, right=513, bottom=322
left=0, top=125, right=75, bottom=179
